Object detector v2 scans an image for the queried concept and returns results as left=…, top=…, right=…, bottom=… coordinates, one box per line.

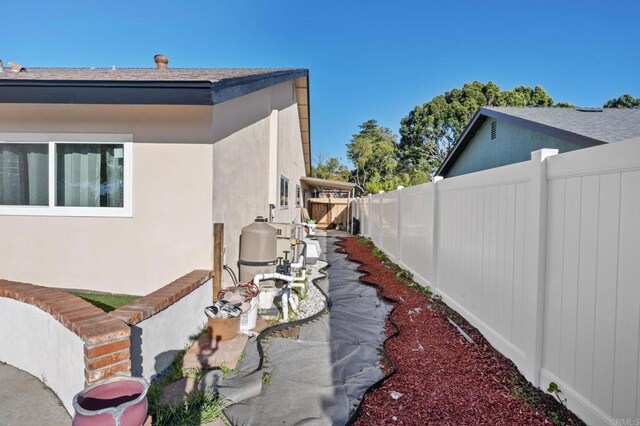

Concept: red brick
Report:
left=85, top=360, right=131, bottom=383
left=61, top=307, right=103, bottom=325
left=109, top=307, right=145, bottom=325
left=85, top=349, right=130, bottom=370
left=85, top=338, right=130, bottom=358
left=77, top=319, right=130, bottom=345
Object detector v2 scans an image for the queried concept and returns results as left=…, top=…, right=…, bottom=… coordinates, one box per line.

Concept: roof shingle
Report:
left=0, top=67, right=300, bottom=82
left=484, top=106, right=640, bottom=143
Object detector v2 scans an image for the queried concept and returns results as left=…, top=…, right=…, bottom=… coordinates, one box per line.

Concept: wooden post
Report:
left=213, top=223, right=224, bottom=302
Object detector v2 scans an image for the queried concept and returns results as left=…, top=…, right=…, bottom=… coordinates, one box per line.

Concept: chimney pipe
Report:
left=154, top=54, right=169, bottom=70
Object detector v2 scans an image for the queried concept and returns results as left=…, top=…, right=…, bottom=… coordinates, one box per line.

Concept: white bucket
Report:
left=240, top=296, right=259, bottom=332
left=258, top=287, right=278, bottom=310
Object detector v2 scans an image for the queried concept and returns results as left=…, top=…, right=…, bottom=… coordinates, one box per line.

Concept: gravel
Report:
left=295, top=260, right=328, bottom=320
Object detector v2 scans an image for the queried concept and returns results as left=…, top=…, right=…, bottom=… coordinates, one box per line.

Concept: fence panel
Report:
left=541, top=141, right=640, bottom=424
left=398, top=182, right=434, bottom=285
left=436, top=161, right=532, bottom=372
left=381, top=191, right=399, bottom=260
left=369, top=194, right=382, bottom=245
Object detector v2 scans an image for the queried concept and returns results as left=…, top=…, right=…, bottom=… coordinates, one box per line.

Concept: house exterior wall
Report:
left=0, top=79, right=307, bottom=293
left=0, top=105, right=214, bottom=295
left=212, top=81, right=306, bottom=284
left=445, top=119, right=594, bottom=178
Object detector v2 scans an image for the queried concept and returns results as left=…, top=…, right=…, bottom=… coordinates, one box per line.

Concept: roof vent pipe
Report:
left=154, top=54, right=169, bottom=70
left=8, top=61, right=26, bottom=72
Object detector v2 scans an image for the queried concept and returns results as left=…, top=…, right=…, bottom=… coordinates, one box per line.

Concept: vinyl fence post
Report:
left=524, top=148, right=557, bottom=386
left=397, top=186, right=404, bottom=263
left=367, top=194, right=372, bottom=238
left=430, top=177, right=443, bottom=290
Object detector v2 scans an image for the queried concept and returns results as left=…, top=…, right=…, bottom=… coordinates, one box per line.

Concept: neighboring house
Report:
left=0, top=58, right=311, bottom=295
left=437, top=106, right=640, bottom=178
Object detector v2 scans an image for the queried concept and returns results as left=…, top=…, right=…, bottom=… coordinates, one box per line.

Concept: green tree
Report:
left=346, top=120, right=404, bottom=194
left=399, top=81, right=562, bottom=175
left=603, top=94, right=640, bottom=109
left=311, top=155, right=351, bottom=181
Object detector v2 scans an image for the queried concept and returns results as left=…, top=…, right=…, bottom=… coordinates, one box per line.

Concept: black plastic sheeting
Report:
left=223, top=233, right=391, bottom=425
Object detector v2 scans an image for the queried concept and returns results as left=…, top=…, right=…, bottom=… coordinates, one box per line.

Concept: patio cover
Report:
left=300, top=176, right=356, bottom=191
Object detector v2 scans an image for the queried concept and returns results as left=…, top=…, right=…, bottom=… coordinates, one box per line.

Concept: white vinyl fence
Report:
left=353, top=141, right=640, bottom=425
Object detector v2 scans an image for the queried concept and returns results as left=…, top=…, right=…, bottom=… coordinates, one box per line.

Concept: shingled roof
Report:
left=0, top=67, right=296, bottom=82
left=0, top=65, right=312, bottom=173
left=0, top=66, right=308, bottom=105
left=437, top=106, right=640, bottom=176
left=483, top=107, right=640, bottom=144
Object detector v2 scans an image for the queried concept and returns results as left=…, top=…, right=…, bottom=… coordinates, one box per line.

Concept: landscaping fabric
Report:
left=339, top=237, right=583, bottom=426
left=223, top=233, right=391, bottom=425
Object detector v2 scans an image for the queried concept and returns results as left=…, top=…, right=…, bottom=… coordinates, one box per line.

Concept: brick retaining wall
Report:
left=0, top=279, right=130, bottom=385
left=0, top=269, right=212, bottom=392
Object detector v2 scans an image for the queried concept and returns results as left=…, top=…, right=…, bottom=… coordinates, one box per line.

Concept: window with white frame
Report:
left=0, top=138, right=132, bottom=216
left=280, top=175, right=289, bottom=208
left=295, top=184, right=301, bottom=207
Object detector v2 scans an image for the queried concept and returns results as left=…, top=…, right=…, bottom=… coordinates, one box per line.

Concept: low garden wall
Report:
left=0, top=280, right=130, bottom=415
left=0, top=270, right=213, bottom=414
left=111, top=270, right=213, bottom=381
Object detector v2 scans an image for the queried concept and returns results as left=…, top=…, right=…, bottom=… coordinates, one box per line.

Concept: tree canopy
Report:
left=603, top=94, right=640, bottom=109
left=346, top=120, right=405, bottom=194
left=311, top=155, right=351, bottom=182
left=398, top=81, right=567, bottom=175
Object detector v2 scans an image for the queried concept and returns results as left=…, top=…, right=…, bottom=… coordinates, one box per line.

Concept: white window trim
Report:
left=0, top=134, right=133, bottom=217
left=280, top=175, right=289, bottom=210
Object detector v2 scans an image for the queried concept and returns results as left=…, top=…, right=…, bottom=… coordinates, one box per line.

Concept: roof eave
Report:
left=0, top=69, right=309, bottom=106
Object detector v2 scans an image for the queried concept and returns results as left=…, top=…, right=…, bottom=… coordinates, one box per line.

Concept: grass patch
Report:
left=153, top=390, right=225, bottom=426
left=69, top=291, right=139, bottom=312
left=147, top=324, right=227, bottom=425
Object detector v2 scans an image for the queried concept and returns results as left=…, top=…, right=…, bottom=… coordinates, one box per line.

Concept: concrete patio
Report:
left=0, top=363, right=70, bottom=425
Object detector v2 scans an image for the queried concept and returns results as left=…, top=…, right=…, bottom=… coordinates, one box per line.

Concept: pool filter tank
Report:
left=238, top=217, right=278, bottom=282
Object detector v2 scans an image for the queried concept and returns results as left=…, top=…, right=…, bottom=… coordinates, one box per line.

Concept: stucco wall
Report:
left=445, top=119, right=594, bottom=177
left=132, top=279, right=212, bottom=381
left=0, top=80, right=307, bottom=293
left=274, top=101, right=306, bottom=224
left=0, top=105, right=214, bottom=295
left=212, top=81, right=306, bottom=284
left=0, top=298, right=85, bottom=415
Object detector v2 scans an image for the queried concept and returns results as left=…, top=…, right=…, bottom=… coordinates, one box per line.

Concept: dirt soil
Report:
left=338, top=237, right=583, bottom=426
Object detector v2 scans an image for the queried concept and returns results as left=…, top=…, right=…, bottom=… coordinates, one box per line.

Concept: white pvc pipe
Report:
left=290, top=255, right=305, bottom=270
left=281, top=291, right=289, bottom=322
left=253, top=273, right=294, bottom=286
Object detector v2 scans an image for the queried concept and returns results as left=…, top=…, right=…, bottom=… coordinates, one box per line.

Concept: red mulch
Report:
left=338, top=237, right=555, bottom=426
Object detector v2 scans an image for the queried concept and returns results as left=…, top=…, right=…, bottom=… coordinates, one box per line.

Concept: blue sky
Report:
left=2, top=0, right=639, bottom=165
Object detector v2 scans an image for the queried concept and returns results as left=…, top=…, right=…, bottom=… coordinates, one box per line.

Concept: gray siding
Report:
left=445, top=120, right=599, bottom=178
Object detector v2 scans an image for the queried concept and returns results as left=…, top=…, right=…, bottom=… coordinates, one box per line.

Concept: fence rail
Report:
left=353, top=141, right=640, bottom=425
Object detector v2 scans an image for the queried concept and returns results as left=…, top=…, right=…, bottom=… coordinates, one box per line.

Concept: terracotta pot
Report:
left=72, top=376, right=148, bottom=426
left=208, top=315, right=240, bottom=341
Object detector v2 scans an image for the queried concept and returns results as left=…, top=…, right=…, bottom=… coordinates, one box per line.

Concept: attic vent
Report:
left=491, top=121, right=497, bottom=140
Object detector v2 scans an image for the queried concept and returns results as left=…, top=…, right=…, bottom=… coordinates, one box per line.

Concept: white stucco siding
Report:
left=0, top=141, right=214, bottom=295
left=0, top=298, right=85, bottom=415
left=274, top=101, right=306, bottom=224
left=134, top=279, right=212, bottom=381
left=212, top=81, right=307, bottom=285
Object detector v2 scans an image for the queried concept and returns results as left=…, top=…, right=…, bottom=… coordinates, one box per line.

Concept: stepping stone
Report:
left=158, top=377, right=198, bottom=406
left=183, top=333, right=249, bottom=371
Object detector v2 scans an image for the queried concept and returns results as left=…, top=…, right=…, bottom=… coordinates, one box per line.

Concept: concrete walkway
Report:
left=0, top=363, right=70, bottom=426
